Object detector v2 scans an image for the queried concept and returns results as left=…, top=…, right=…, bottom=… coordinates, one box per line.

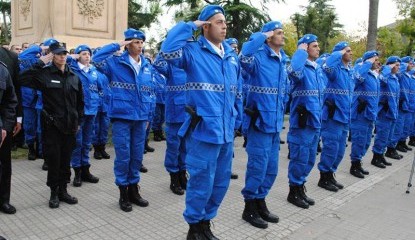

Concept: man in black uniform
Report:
left=19, top=42, right=84, bottom=208
left=0, top=60, right=18, bottom=215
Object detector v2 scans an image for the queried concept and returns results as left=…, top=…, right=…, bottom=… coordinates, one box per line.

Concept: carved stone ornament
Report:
left=77, top=0, right=105, bottom=23
left=19, top=0, right=31, bottom=21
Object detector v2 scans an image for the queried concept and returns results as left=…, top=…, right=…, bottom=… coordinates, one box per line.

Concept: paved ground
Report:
left=1, top=125, right=415, bottom=240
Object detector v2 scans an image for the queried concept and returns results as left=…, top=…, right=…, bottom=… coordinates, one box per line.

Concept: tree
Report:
left=291, top=0, right=343, bottom=53
left=0, top=0, right=11, bottom=44
left=366, top=0, right=379, bottom=51
left=393, top=0, right=415, bottom=55
left=128, top=0, right=162, bottom=30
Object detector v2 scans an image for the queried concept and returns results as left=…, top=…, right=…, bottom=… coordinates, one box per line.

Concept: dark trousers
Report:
left=0, top=132, right=13, bottom=204
left=42, top=123, right=76, bottom=188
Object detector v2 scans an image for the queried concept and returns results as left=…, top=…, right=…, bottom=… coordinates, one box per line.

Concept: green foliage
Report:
left=128, top=0, right=162, bottom=30
left=393, top=0, right=415, bottom=55
left=291, top=0, right=342, bottom=53
left=377, top=26, right=405, bottom=61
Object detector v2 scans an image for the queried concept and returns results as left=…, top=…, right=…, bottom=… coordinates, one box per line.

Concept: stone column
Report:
left=11, top=0, right=128, bottom=48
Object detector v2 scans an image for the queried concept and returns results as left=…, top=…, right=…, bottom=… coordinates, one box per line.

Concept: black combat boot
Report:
left=28, top=143, right=36, bottom=160
left=231, top=172, right=238, bottom=179
left=0, top=202, right=16, bottom=214
left=93, top=145, right=103, bottom=160
left=396, top=142, right=407, bottom=152
left=242, top=199, right=268, bottom=229
left=81, top=165, right=99, bottom=183
left=400, top=140, right=412, bottom=151
left=357, top=161, right=369, bottom=175
left=256, top=198, right=279, bottom=222
left=58, top=184, right=78, bottom=205
left=186, top=222, right=207, bottom=240
left=118, top=186, right=132, bottom=212
left=179, top=170, right=188, bottom=190
left=317, top=172, right=338, bottom=192
left=329, top=172, right=344, bottom=189
left=287, top=185, right=309, bottom=209
left=73, top=167, right=82, bottom=187
left=153, top=130, right=163, bottom=142
left=128, top=184, right=149, bottom=207
left=200, top=220, right=220, bottom=240
left=299, top=184, right=315, bottom=205
left=140, top=165, right=148, bottom=173
left=42, top=160, right=48, bottom=171
left=371, top=153, right=386, bottom=168
left=409, top=137, right=415, bottom=147
left=170, top=172, right=184, bottom=195
left=381, top=154, right=392, bottom=166
left=145, top=139, right=155, bottom=153
left=49, top=186, right=60, bottom=208
left=385, top=147, right=401, bottom=160
left=100, top=144, right=111, bottom=159
left=350, top=161, right=365, bottom=178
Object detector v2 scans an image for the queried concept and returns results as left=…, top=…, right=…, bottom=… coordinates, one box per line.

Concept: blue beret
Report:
left=124, top=28, right=146, bottom=41
left=401, top=56, right=414, bottom=63
left=362, top=50, right=378, bottom=61
left=43, top=38, right=58, bottom=47
left=297, top=34, right=318, bottom=46
left=198, top=5, right=225, bottom=21
left=226, top=38, right=238, bottom=45
left=261, top=21, right=283, bottom=32
left=354, top=58, right=363, bottom=65
left=75, top=44, right=92, bottom=55
left=386, top=56, right=401, bottom=65
left=332, top=41, right=349, bottom=52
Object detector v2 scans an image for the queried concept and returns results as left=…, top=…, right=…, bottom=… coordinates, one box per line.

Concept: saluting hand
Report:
left=39, top=53, right=53, bottom=64
left=298, top=43, right=308, bottom=51
left=119, top=40, right=133, bottom=47
left=70, top=54, right=80, bottom=60
left=264, top=30, right=274, bottom=39
left=193, top=20, right=211, bottom=28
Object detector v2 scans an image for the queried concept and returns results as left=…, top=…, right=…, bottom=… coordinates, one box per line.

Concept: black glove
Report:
left=296, top=105, right=308, bottom=128
left=357, top=99, right=367, bottom=113
left=244, top=107, right=260, bottom=130
left=185, top=106, right=202, bottom=130
left=325, top=100, right=336, bottom=119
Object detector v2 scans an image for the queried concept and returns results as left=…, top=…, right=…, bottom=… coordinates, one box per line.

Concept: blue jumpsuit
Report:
left=92, top=69, right=111, bottom=147
left=317, top=51, right=353, bottom=173
left=350, top=61, right=380, bottom=162
left=151, top=70, right=166, bottom=132
left=68, top=58, right=102, bottom=168
left=398, top=65, right=415, bottom=142
left=161, top=21, right=242, bottom=223
left=153, top=54, right=187, bottom=173
left=93, top=43, right=154, bottom=187
left=239, top=32, right=287, bottom=200
left=372, top=66, right=400, bottom=154
left=287, top=49, right=324, bottom=186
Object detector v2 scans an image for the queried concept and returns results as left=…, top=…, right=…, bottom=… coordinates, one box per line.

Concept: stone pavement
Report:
left=1, top=126, right=415, bottom=240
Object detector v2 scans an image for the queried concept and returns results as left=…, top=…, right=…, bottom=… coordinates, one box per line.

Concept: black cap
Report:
left=49, top=42, right=68, bottom=54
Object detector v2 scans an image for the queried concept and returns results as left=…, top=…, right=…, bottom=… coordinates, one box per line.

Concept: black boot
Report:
left=317, top=172, right=338, bottom=192
left=100, top=144, right=111, bottom=159
left=140, top=165, right=148, bottom=173
left=73, top=167, right=82, bottom=187
left=170, top=172, right=184, bottom=195
left=385, top=147, right=402, bottom=160
left=119, top=186, right=132, bottom=212
left=179, top=170, right=188, bottom=190
left=153, top=130, right=163, bottom=142
left=0, top=202, right=16, bottom=214
left=242, top=199, right=268, bottom=229
left=299, top=184, right=315, bottom=205
left=49, top=186, right=60, bottom=208
left=401, top=140, right=412, bottom=151
left=357, top=161, right=369, bottom=175
left=58, top=184, right=78, bottom=205
left=42, top=160, right=48, bottom=171
left=145, top=140, right=155, bottom=153
left=93, top=145, right=103, bottom=160
left=329, top=172, right=344, bottom=189
left=28, top=143, right=36, bottom=160
left=371, top=153, right=386, bottom=168
left=187, top=222, right=207, bottom=240
left=256, top=198, right=279, bottom=222
left=381, top=154, right=392, bottom=166
left=243, top=137, right=247, bottom=148
left=287, top=185, right=309, bottom=209
left=350, top=161, right=365, bottom=178
left=81, top=165, right=99, bottom=183
left=408, top=137, right=415, bottom=147
left=128, top=184, right=149, bottom=207
left=200, top=220, right=219, bottom=240
left=396, top=142, right=407, bottom=152
left=231, top=172, right=238, bottom=179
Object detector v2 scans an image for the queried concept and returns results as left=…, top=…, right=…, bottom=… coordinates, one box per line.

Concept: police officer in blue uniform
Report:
left=93, top=28, right=152, bottom=212
left=372, top=56, right=401, bottom=168
left=287, top=34, right=324, bottom=209
left=68, top=45, right=102, bottom=187
left=161, top=5, right=242, bottom=239
left=239, top=21, right=287, bottom=229
left=317, top=41, right=353, bottom=192
left=349, top=51, right=380, bottom=178
left=153, top=54, right=188, bottom=195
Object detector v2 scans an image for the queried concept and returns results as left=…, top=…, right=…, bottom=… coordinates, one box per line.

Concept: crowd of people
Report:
left=0, top=4, right=415, bottom=240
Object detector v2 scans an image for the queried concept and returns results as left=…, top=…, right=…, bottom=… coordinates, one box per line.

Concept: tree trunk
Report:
left=366, top=0, right=379, bottom=51
left=0, top=0, right=9, bottom=43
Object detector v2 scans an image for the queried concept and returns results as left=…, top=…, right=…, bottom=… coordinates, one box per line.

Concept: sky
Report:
left=150, top=0, right=400, bottom=41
